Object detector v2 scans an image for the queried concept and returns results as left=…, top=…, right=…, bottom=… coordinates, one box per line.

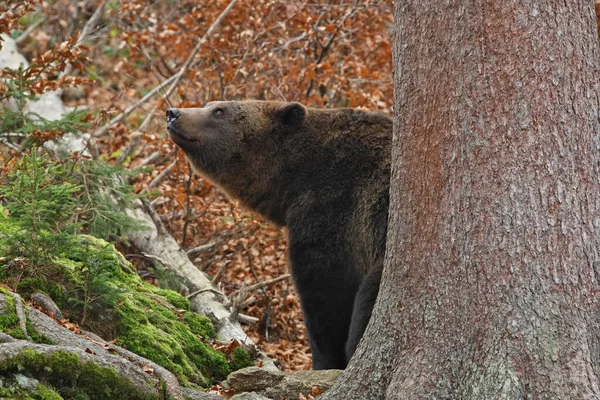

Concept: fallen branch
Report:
left=135, top=150, right=161, bottom=168
left=212, top=260, right=233, bottom=285
left=0, top=137, right=19, bottom=151
left=242, top=274, right=291, bottom=293
left=127, top=203, right=279, bottom=372
left=238, top=313, right=260, bottom=324
left=229, top=275, right=291, bottom=322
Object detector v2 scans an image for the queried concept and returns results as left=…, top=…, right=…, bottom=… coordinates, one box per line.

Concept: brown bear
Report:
left=166, top=101, right=391, bottom=370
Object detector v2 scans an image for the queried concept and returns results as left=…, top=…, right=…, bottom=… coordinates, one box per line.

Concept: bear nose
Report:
left=166, top=108, right=180, bottom=122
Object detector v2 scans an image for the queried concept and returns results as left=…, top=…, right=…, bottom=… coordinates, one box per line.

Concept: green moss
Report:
left=0, top=381, right=63, bottom=400
left=64, top=237, right=228, bottom=386
left=16, top=278, right=67, bottom=305
left=114, top=293, right=229, bottom=386
left=154, top=289, right=190, bottom=311
left=0, top=349, right=157, bottom=400
left=0, top=288, right=26, bottom=339
left=0, top=288, right=53, bottom=344
left=183, top=312, right=215, bottom=339
left=34, top=384, right=64, bottom=400
left=4, top=235, right=230, bottom=387
left=229, top=347, right=254, bottom=371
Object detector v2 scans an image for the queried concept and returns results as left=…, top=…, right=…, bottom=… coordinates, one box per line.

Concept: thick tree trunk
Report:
left=323, top=1, right=600, bottom=399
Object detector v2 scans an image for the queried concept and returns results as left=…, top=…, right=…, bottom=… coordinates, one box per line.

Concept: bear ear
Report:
left=277, top=102, right=306, bottom=126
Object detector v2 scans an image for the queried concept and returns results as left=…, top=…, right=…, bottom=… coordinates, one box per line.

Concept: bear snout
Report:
left=166, top=108, right=180, bottom=125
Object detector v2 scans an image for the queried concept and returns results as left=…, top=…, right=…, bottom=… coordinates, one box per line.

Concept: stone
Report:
left=227, top=367, right=343, bottom=400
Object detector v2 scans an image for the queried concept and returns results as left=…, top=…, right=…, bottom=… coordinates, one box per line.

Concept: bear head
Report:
left=166, top=100, right=307, bottom=223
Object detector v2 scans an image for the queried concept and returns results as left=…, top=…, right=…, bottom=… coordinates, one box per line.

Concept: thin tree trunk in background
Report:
left=323, top=1, right=600, bottom=398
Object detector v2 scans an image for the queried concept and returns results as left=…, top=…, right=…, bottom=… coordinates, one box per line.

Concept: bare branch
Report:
left=186, top=287, right=229, bottom=302
left=187, top=242, right=219, bottom=257
left=229, top=275, right=291, bottom=321
left=135, top=150, right=161, bottom=168
left=238, top=313, right=260, bottom=324
left=14, top=15, right=45, bottom=44
left=0, top=138, right=20, bottom=152
left=243, top=274, right=291, bottom=293
left=145, top=160, right=177, bottom=190
left=212, top=260, right=233, bottom=285
left=61, top=0, right=107, bottom=78
left=92, top=0, right=239, bottom=139
left=92, top=74, right=178, bottom=138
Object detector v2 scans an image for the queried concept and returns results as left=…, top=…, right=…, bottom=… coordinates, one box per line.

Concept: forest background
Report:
left=0, top=0, right=394, bottom=375
left=4, top=0, right=600, bottom=389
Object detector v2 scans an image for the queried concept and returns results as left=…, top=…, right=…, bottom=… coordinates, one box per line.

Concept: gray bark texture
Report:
left=322, top=1, right=600, bottom=399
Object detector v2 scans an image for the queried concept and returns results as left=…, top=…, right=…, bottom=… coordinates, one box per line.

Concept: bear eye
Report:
left=213, top=108, right=225, bottom=117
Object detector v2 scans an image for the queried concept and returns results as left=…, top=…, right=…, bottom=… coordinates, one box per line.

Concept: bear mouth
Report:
left=167, top=126, right=197, bottom=143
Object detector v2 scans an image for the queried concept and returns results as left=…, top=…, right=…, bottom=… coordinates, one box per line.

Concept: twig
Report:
left=161, top=0, right=240, bottom=102
left=115, top=132, right=142, bottom=165
left=0, top=138, right=20, bottom=152
left=237, top=313, right=259, bottom=324
left=248, top=252, right=271, bottom=340
left=61, top=0, right=107, bottom=79
left=1, top=132, right=26, bottom=138
left=181, top=171, right=193, bottom=246
left=186, top=287, right=229, bottom=302
left=229, top=275, right=291, bottom=322
left=305, top=5, right=357, bottom=98
left=135, top=151, right=161, bottom=168
left=242, top=274, right=291, bottom=293
left=92, top=0, right=239, bottom=139
left=92, top=74, right=178, bottom=138
left=14, top=16, right=45, bottom=45
left=145, top=160, right=176, bottom=190
left=212, top=260, right=233, bottom=285
left=141, top=198, right=167, bottom=236
left=186, top=242, right=219, bottom=258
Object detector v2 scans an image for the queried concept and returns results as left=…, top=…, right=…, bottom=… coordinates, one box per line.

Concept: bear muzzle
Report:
left=166, top=108, right=191, bottom=142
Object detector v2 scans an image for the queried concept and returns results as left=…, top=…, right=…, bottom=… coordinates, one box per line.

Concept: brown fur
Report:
left=167, top=100, right=391, bottom=369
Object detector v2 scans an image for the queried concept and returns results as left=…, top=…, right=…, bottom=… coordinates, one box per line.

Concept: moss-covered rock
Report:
left=229, top=347, right=254, bottom=372
left=2, top=236, right=231, bottom=387
left=0, top=375, right=64, bottom=400
left=0, top=289, right=24, bottom=339
left=0, top=348, right=157, bottom=400
left=0, top=289, right=52, bottom=344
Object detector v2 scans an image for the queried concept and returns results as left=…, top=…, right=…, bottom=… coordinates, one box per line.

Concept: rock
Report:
left=181, top=387, right=223, bottom=400
left=31, top=292, right=64, bottom=319
left=0, top=34, right=28, bottom=69
left=227, top=367, right=284, bottom=392
left=230, top=392, right=273, bottom=400
left=227, top=367, right=343, bottom=400
left=0, top=294, right=9, bottom=315
left=14, top=373, right=39, bottom=391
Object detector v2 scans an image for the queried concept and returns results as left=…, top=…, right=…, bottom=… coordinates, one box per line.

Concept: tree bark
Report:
left=323, top=1, right=600, bottom=399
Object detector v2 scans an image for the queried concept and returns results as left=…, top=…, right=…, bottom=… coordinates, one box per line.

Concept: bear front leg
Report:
left=345, top=267, right=382, bottom=363
left=289, top=246, right=360, bottom=370
left=299, top=273, right=359, bottom=370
